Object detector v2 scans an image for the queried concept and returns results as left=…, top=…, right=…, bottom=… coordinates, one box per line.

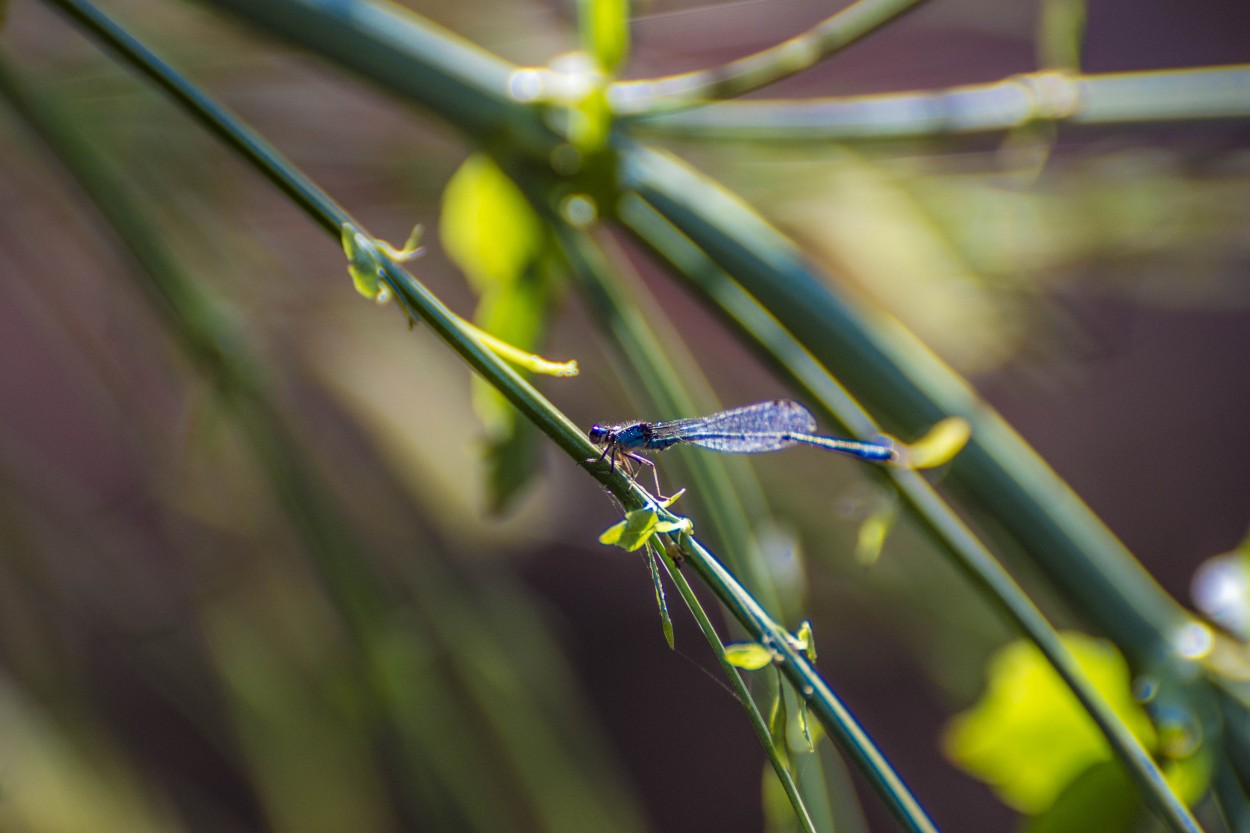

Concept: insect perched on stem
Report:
left=588, top=399, right=897, bottom=497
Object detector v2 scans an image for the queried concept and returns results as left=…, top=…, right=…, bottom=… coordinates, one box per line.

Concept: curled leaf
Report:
left=902, top=416, right=972, bottom=469
left=340, top=223, right=392, bottom=304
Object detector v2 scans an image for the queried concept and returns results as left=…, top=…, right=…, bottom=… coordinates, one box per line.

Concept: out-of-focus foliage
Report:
left=942, top=632, right=1209, bottom=825
left=440, top=153, right=555, bottom=510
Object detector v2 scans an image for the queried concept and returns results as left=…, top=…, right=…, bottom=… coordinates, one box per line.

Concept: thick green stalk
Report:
left=627, top=65, right=1250, bottom=139
left=615, top=188, right=1205, bottom=833
left=618, top=143, right=1191, bottom=659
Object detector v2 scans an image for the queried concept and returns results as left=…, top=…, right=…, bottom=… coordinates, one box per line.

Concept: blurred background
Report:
left=1, top=0, right=1248, bottom=830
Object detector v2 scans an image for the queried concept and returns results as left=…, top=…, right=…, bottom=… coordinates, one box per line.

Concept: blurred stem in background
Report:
left=0, top=48, right=645, bottom=833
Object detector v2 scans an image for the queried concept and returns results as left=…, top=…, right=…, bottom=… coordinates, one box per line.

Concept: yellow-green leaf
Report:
left=942, top=632, right=1157, bottom=814
left=654, top=517, right=691, bottom=534
left=340, top=224, right=391, bottom=303
left=794, top=620, right=816, bottom=664
left=645, top=544, right=674, bottom=649
left=725, top=643, right=776, bottom=671
left=440, top=155, right=542, bottom=292
left=598, top=508, right=658, bottom=552
left=903, top=416, right=972, bottom=470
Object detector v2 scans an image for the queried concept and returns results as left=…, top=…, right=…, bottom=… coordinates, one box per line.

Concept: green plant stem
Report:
left=609, top=0, right=931, bottom=114
left=618, top=141, right=1191, bottom=661
left=43, top=0, right=351, bottom=235
left=21, top=9, right=938, bottom=823
left=658, top=550, right=819, bottom=833
left=668, top=528, right=940, bottom=833
left=548, top=223, right=851, bottom=828
left=0, top=46, right=648, bottom=833
left=627, top=65, right=1250, bottom=139
left=614, top=168, right=1204, bottom=833
left=33, top=0, right=1220, bottom=827
left=547, top=221, right=787, bottom=613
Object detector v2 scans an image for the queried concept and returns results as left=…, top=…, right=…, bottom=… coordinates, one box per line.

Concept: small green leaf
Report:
left=796, top=696, right=813, bottom=752
left=339, top=223, right=391, bottom=303
left=645, top=544, right=674, bottom=649
left=598, top=508, right=658, bottom=552
left=598, top=520, right=628, bottom=546
left=902, top=416, right=972, bottom=470
left=658, top=488, right=686, bottom=508
left=769, top=681, right=790, bottom=767
left=794, top=620, right=816, bottom=664
left=440, top=154, right=542, bottom=293
left=654, top=517, right=691, bottom=534
left=725, top=643, right=776, bottom=671
left=942, top=632, right=1159, bottom=814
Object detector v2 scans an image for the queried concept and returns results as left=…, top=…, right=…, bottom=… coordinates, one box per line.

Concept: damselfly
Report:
left=589, top=399, right=896, bottom=496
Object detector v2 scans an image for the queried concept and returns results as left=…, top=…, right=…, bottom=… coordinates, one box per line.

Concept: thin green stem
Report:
left=614, top=164, right=1204, bottom=833
left=0, top=43, right=647, bottom=833
left=547, top=221, right=787, bottom=614
left=43, top=0, right=354, bottom=235
left=628, top=65, right=1250, bottom=139
left=618, top=141, right=1190, bottom=658
left=670, top=530, right=940, bottom=833
left=610, top=0, right=931, bottom=114
left=659, top=548, right=818, bottom=833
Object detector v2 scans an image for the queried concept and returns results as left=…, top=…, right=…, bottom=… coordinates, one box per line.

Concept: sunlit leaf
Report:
left=1163, top=748, right=1214, bottom=809
left=942, top=632, right=1157, bottom=814
left=598, top=508, right=659, bottom=551
left=725, top=642, right=776, bottom=670
left=658, top=488, right=686, bottom=508
left=904, top=416, right=972, bottom=470
left=761, top=762, right=798, bottom=833
left=440, top=154, right=542, bottom=292
left=654, top=517, right=691, bottom=534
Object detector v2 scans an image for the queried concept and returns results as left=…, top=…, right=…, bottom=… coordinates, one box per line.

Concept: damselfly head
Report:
left=588, top=424, right=611, bottom=445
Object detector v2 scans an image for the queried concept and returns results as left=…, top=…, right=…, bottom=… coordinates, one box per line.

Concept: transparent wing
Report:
left=653, top=400, right=817, bottom=454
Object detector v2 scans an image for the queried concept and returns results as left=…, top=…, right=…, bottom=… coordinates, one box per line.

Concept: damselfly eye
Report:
left=588, top=425, right=609, bottom=444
